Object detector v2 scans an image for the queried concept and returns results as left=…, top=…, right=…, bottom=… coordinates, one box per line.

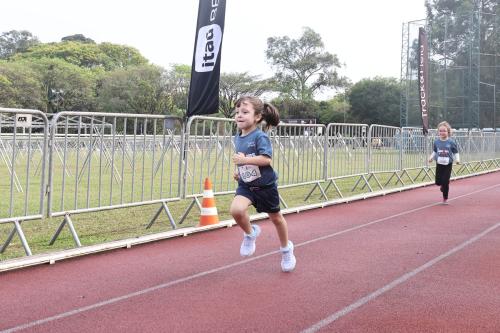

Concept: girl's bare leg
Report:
left=230, top=195, right=253, bottom=234
left=268, top=212, right=289, bottom=248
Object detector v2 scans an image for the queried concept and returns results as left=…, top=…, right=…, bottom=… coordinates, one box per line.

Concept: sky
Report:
left=3, top=0, right=426, bottom=99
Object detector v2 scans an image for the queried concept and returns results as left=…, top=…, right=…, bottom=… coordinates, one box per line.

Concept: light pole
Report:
left=341, top=90, right=348, bottom=123
left=479, top=82, right=496, bottom=131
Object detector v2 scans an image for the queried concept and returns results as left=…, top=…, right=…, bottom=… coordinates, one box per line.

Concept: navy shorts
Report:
left=236, top=183, right=281, bottom=214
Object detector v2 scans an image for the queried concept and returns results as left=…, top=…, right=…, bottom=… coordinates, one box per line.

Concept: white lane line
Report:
left=301, top=220, right=500, bottom=333
left=0, top=252, right=277, bottom=333
left=2, top=182, right=499, bottom=333
left=297, top=182, right=500, bottom=248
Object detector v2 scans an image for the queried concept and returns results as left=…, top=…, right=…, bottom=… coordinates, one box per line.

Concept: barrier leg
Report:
left=178, top=197, right=202, bottom=225
left=279, top=194, right=288, bottom=209
left=147, top=201, right=177, bottom=229
left=0, top=220, right=32, bottom=256
left=303, top=182, right=329, bottom=202
left=49, top=214, right=82, bottom=247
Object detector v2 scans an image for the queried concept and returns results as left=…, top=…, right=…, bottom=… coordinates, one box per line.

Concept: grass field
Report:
left=3, top=163, right=493, bottom=261
left=1, top=130, right=498, bottom=262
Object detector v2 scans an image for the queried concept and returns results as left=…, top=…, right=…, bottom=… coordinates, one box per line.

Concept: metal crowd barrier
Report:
left=357, top=124, right=403, bottom=192
left=46, top=112, right=184, bottom=246
left=271, top=122, right=326, bottom=204
left=0, top=108, right=49, bottom=255
left=180, top=116, right=327, bottom=220
left=1, top=108, right=500, bottom=257
left=319, top=123, right=369, bottom=199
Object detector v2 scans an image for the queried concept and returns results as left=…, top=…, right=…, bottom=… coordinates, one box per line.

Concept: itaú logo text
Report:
left=194, top=24, right=222, bottom=72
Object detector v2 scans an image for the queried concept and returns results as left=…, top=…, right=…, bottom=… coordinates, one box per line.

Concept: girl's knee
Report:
left=230, top=204, right=246, bottom=219
left=269, top=213, right=285, bottom=225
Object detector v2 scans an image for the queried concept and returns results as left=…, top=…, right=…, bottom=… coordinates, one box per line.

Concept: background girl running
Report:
left=428, top=121, right=460, bottom=204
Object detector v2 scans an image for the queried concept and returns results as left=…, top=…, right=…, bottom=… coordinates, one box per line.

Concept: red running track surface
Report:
left=1, top=172, right=500, bottom=332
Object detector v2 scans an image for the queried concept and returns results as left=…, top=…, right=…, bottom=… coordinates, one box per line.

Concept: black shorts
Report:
left=236, top=183, right=281, bottom=213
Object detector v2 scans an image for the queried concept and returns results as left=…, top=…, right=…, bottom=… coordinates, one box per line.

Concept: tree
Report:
left=61, top=34, right=95, bottom=44
left=218, top=72, right=273, bottom=118
left=12, top=41, right=148, bottom=70
left=270, top=98, right=320, bottom=121
left=424, top=0, right=499, bottom=128
left=98, top=42, right=149, bottom=69
left=96, top=64, right=170, bottom=115
left=0, top=60, right=44, bottom=109
left=0, top=30, right=40, bottom=59
left=266, top=27, right=349, bottom=101
left=318, top=94, right=351, bottom=124
left=425, top=0, right=497, bottom=64
left=164, top=64, right=191, bottom=116
left=348, top=77, right=401, bottom=126
left=27, top=58, right=98, bottom=112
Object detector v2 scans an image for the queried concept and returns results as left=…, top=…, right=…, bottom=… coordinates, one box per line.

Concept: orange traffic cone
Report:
left=198, top=178, right=219, bottom=226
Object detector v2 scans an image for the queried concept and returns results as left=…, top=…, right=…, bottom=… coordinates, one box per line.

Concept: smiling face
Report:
left=438, top=125, right=449, bottom=140
left=234, top=100, right=261, bottom=134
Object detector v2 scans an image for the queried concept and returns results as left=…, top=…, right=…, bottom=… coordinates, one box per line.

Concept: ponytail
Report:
left=262, top=103, right=280, bottom=130
left=235, top=96, right=281, bottom=131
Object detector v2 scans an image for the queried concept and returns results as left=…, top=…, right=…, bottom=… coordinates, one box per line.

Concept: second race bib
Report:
left=437, top=156, right=450, bottom=165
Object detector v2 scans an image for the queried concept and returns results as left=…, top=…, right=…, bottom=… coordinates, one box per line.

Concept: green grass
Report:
left=2, top=164, right=492, bottom=262
left=1, top=142, right=499, bottom=262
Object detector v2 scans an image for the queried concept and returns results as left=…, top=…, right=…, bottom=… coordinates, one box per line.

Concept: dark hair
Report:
left=234, top=96, right=280, bottom=130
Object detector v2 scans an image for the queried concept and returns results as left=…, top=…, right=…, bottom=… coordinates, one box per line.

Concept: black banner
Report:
left=187, top=0, right=226, bottom=117
left=418, top=27, right=429, bottom=135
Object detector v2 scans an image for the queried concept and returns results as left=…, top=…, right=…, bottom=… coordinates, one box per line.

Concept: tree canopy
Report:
left=0, top=60, right=44, bottom=109
left=348, top=77, right=401, bottom=126
left=97, top=64, right=170, bottom=115
left=61, top=34, right=95, bottom=44
left=422, top=0, right=499, bottom=128
left=218, top=72, right=272, bottom=118
left=0, top=30, right=40, bottom=59
left=0, top=28, right=412, bottom=126
left=12, top=41, right=148, bottom=70
left=266, top=27, right=349, bottom=101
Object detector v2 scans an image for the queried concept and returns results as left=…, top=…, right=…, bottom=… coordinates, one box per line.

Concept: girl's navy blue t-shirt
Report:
left=234, top=128, right=277, bottom=187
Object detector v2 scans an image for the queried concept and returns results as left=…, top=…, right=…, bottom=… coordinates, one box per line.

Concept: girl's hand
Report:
left=233, top=170, right=239, bottom=181
left=428, top=158, right=433, bottom=163
left=232, top=152, right=246, bottom=165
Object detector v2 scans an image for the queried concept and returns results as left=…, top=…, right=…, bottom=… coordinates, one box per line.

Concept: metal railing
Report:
left=46, top=112, right=184, bottom=246
left=0, top=108, right=49, bottom=255
left=1, top=109, right=500, bottom=256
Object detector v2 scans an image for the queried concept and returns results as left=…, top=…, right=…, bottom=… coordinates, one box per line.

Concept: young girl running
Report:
left=428, top=121, right=460, bottom=204
left=230, top=96, right=296, bottom=272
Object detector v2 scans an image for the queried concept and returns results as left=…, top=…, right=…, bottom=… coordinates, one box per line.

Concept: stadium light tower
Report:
left=479, top=82, right=496, bottom=131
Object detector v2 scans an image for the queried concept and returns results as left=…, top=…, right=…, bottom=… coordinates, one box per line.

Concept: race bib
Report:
left=437, top=156, right=450, bottom=165
left=238, top=165, right=261, bottom=183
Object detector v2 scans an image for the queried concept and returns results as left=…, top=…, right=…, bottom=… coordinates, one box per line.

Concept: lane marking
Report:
left=301, top=220, right=500, bottom=333
left=297, top=182, right=500, bottom=248
left=2, top=182, right=500, bottom=333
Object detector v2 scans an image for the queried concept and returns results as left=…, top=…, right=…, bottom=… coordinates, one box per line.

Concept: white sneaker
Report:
left=240, top=225, right=261, bottom=257
left=280, top=241, right=296, bottom=272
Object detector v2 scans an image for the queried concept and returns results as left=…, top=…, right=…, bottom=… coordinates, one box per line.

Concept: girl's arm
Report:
left=451, top=141, right=460, bottom=164
left=428, top=141, right=437, bottom=163
left=233, top=152, right=271, bottom=166
left=428, top=152, right=436, bottom=163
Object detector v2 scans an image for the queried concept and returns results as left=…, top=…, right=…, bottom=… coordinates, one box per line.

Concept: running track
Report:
left=1, top=172, right=500, bottom=332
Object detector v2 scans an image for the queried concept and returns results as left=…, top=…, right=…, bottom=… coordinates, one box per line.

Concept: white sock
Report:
left=280, top=241, right=291, bottom=252
left=246, top=225, right=256, bottom=238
